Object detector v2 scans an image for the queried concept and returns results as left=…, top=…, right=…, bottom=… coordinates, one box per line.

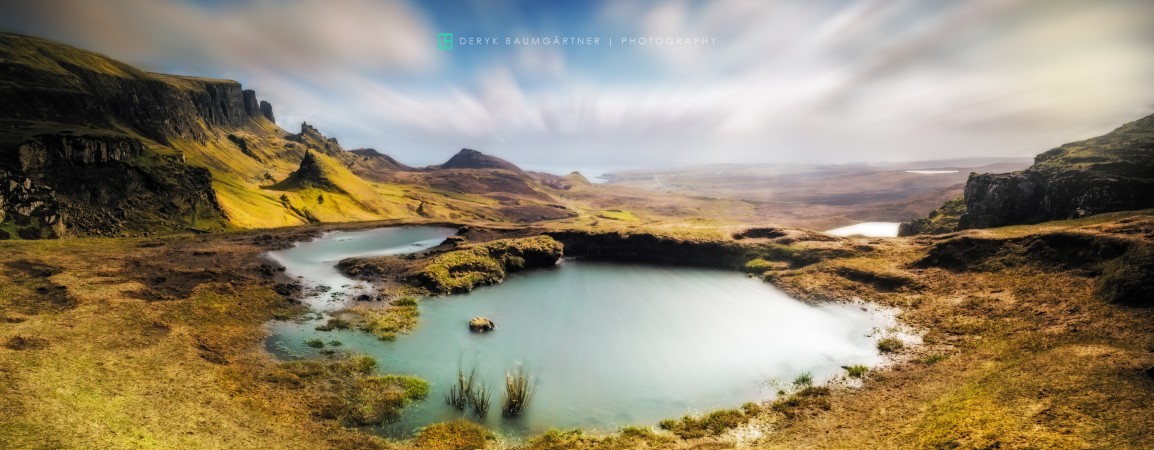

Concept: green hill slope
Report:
left=0, top=33, right=579, bottom=237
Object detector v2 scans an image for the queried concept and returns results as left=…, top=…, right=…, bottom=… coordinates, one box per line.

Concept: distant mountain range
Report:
left=0, top=33, right=577, bottom=239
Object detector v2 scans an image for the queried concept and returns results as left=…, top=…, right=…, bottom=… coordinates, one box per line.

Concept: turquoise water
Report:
left=266, top=226, right=457, bottom=310
left=266, top=227, right=886, bottom=438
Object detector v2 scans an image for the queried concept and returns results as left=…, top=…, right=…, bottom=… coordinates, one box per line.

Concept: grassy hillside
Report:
left=0, top=33, right=608, bottom=236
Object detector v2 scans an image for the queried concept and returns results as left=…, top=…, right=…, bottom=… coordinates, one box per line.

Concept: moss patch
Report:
left=415, top=236, right=563, bottom=294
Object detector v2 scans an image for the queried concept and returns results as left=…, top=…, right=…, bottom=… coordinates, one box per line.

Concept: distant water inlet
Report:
left=266, top=226, right=457, bottom=309
left=266, top=226, right=892, bottom=438
left=825, top=222, right=901, bottom=237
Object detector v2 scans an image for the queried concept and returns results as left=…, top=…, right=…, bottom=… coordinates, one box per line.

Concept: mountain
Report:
left=901, top=113, right=1154, bottom=234
left=0, top=33, right=577, bottom=238
left=438, top=148, right=522, bottom=171
left=564, top=171, right=592, bottom=185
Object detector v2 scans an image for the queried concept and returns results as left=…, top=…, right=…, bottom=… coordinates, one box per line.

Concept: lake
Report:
left=266, top=227, right=889, bottom=438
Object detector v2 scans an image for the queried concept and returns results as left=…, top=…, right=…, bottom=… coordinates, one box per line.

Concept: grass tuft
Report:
left=303, top=338, right=325, bottom=348
left=659, top=408, right=748, bottom=439
left=414, top=420, right=493, bottom=450
left=843, top=364, right=869, bottom=378
left=793, top=371, right=814, bottom=387
left=877, top=337, right=905, bottom=353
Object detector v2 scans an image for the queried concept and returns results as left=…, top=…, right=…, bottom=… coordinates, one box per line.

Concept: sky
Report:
left=2, top=0, right=1153, bottom=170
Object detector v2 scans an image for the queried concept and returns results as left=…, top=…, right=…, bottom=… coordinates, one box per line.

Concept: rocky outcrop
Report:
left=0, top=172, right=65, bottom=239
left=271, top=151, right=342, bottom=193
left=286, top=122, right=343, bottom=157
left=958, top=166, right=1154, bottom=229
left=259, top=100, right=275, bottom=123
left=242, top=89, right=261, bottom=117
left=15, top=134, right=146, bottom=172
left=909, top=113, right=1154, bottom=231
left=438, top=148, right=522, bottom=171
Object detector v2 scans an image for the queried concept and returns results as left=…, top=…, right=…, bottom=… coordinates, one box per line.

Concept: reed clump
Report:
left=468, top=381, right=492, bottom=416
left=445, top=367, right=474, bottom=410
left=444, top=365, right=492, bottom=416
left=502, top=366, right=534, bottom=417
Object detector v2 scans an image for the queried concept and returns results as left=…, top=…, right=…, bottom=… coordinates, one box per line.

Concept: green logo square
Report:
left=438, top=33, right=453, bottom=50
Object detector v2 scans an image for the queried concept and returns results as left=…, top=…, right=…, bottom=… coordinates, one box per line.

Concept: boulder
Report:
left=469, top=316, right=496, bottom=332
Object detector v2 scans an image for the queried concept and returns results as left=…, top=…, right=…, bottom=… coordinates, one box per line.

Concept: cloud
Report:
left=2, top=0, right=1153, bottom=168
left=1, top=0, right=437, bottom=77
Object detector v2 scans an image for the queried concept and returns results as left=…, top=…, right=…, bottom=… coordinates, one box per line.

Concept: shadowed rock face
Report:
left=242, top=89, right=260, bottom=117
left=16, top=135, right=146, bottom=172
left=439, top=148, right=522, bottom=171
left=259, top=100, right=275, bottom=123
left=958, top=172, right=1047, bottom=228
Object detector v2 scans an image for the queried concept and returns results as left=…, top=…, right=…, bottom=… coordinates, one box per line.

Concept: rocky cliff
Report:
left=904, top=113, right=1154, bottom=233
left=0, top=34, right=273, bottom=144
left=0, top=32, right=278, bottom=236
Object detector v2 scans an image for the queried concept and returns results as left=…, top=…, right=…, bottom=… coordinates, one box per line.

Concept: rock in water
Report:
left=469, top=316, right=496, bottom=332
